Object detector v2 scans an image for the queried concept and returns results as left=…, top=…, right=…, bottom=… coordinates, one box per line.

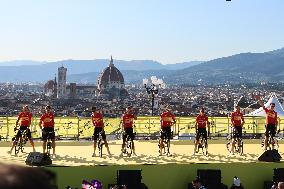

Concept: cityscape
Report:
left=0, top=1, right=284, bottom=189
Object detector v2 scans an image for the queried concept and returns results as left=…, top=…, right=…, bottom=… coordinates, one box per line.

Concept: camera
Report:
left=110, top=185, right=126, bottom=189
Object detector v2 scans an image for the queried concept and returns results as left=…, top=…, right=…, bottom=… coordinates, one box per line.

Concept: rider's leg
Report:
left=132, top=140, right=137, bottom=155
left=159, top=138, right=164, bottom=155
left=52, top=139, right=56, bottom=155
left=121, top=133, right=126, bottom=156
left=43, top=140, right=47, bottom=153
left=231, top=138, right=236, bottom=154
left=264, top=136, right=268, bottom=150
left=9, top=138, right=18, bottom=153
left=194, top=139, right=199, bottom=153
left=103, top=139, right=111, bottom=155
left=29, top=138, right=36, bottom=152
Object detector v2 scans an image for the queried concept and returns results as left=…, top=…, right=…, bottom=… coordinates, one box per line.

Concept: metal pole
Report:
left=151, top=92, right=154, bottom=116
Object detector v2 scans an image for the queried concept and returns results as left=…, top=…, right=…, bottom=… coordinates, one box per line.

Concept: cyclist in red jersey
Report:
left=120, top=106, right=137, bottom=156
left=230, top=105, right=245, bottom=154
left=8, top=105, right=36, bottom=154
left=159, top=107, right=176, bottom=156
left=91, top=106, right=111, bottom=157
left=257, top=96, right=278, bottom=150
left=39, top=105, right=56, bottom=157
left=194, top=108, right=210, bottom=154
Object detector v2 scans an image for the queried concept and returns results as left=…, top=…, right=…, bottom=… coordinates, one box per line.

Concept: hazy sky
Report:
left=0, top=0, right=283, bottom=64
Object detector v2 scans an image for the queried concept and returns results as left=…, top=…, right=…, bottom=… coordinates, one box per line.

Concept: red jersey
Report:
left=196, top=114, right=208, bottom=128
left=18, top=112, right=32, bottom=127
left=231, top=111, right=244, bottom=127
left=264, top=107, right=278, bottom=125
left=40, top=113, right=54, bottom=127
left=122, top=113, right=136, bottom=128
left=91, top=112, right=104, bottom=127
left=160, top=111, right=176, bottom=128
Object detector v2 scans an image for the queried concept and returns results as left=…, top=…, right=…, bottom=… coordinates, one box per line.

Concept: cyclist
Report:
left=159, top=106, right=176, bottom=156
left=120, top=106, right=137, bottom=156
left=230, top=105, right=245, bottom=154
left=91, top=106, right=111, bottom=157
left=257, top=96, right=278, bottom=150
left=193, top=107, right=210, bottom=155
left=39, top=105, right=56, bottom=157
left=8, top=105, right=36, bottom=154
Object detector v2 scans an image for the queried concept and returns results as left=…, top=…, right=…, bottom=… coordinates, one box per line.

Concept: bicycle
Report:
left=194, top=130, right=208, bottom=156
left=12, top=128, right=29, bottom=156
left=226, top=127, right=243, bottom=155
left=158, top=130, right=173, bottom=156
left=261, top=129, right=279, bottom=150
left=96, top=131, right=105, bottom=158
left=122, top=132, right=136, bottom=157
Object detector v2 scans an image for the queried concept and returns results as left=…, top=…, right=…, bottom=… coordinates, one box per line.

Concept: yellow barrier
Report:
left=0, top=116, right=281, bottom=141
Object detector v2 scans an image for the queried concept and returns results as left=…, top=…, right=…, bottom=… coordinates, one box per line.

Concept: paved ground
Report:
left=0, top=140, right=283, bottom=166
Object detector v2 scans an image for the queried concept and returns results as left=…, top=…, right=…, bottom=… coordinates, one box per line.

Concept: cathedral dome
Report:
left=98, top=57, right=124, bottom=86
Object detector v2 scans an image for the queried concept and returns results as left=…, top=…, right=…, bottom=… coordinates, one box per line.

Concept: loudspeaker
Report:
left=258, top=149, right=282, bottom=162
left=274, top=168, right=284, bottom=182
left=263, top=181, right=274, bottom=189
left=117, top=170, right=142, bottom=188
left=25, top=152, right=52, bottom=166
left=197, top=169, right=222, bottom=186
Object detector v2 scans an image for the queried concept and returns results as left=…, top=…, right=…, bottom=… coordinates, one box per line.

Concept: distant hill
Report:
left=1, top=47, right=284, bottom=84
left=168, top=50, right=284, bottom=84
left=0, top=59, right=201, bottom=82
left=68, top=70, right=171, bottom=84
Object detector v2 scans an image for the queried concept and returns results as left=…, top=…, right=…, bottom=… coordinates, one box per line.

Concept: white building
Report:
left=57, top=66, right=67, bottom=98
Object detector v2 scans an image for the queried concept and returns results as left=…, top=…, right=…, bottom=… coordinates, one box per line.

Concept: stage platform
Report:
left=0, top=140, right=284, bottom=189
left=0, top=140, right=283, bottom=166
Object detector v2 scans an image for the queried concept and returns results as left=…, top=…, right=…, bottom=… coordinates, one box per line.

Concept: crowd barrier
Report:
left=0, top=116, right=282, bottom=141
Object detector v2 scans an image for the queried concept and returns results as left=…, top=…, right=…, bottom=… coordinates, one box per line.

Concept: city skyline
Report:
left=0, top=0, right=283, bottom=64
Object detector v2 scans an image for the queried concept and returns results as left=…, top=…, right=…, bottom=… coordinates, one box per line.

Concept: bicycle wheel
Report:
left=46, top=141, right=52, bottom=156
left=14, top=140, right=19, bottom=155
left=239, top=141, right=244, bottom=155
left=126, top=140, right=133, bottom=157
left=166, top=139, right=170, bottom=155
left=226, top=141, right=231, bottom=152
left=268, top=136, right=273, bottom=150
left=97, top=139, right=103, bottom=157
left=203, top=140, right=208, bottom=156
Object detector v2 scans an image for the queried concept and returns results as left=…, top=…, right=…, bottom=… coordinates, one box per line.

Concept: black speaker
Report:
left=274, top=168, right=284, bottom=182
left=258, top=149, right=282, bottom=162
left=263, top=181, right=274, bottom=189
left=117, top=170, right=142, bottom=188
left=197, top=169, right=222, bottom=186
left=25, top=152, right=52, bottom=166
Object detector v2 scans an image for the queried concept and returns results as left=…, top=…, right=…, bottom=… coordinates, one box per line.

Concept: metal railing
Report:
left=0, top=116, right=282, bottom=141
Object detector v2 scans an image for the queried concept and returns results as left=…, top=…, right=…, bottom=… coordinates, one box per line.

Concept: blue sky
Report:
left=0, top=0, right=283, bottom=64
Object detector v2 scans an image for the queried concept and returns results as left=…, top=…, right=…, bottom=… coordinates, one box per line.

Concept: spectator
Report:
left=192, top=177, right=206, bottom=189
left=272, top=182, right=284, bottom=189
left=230, top=176, right=244, bottom=189
left=0, top=163, right=55, bottom=189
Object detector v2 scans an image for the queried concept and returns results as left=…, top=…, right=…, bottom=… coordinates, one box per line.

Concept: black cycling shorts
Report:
left=265, top=124, right=276, bottom=137
left=16, top=126, right=32, bottom=139
left=160, top=127, right=172, bottom=140
left=123, top=127, right=135, bottom=141
left=232, top=126, right=242, bottom=139
left=196, top=128, right=207, bottom=141
left=93, top=127, right=106, bottom=140
left=42, top=127, right=55, bottom=141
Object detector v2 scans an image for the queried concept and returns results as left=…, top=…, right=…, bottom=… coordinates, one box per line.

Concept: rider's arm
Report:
left=38, top=118, right=42, bottom=130
left=241, top=115, right=245, bottom=127
left=207, top=121, right=210, bottom=134
left=257, top=96, right=265, bottom=109
left=195, top=121, right=198, bottom=131
left=230, top=113, right=235, bottom=126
